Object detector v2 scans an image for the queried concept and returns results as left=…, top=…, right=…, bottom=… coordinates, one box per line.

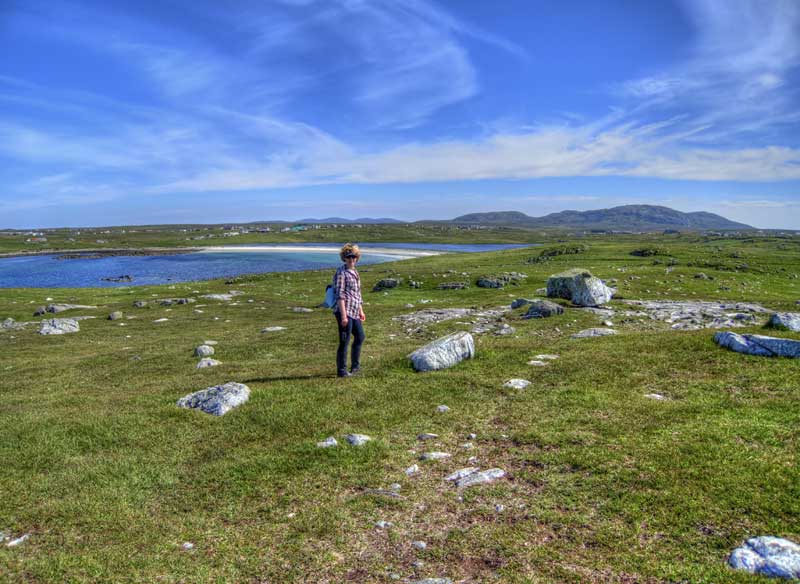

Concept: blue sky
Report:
left=1, top=0, right=799, bottom=229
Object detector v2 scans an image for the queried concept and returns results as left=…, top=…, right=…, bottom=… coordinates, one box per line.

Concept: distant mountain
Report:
left=295, top=217, right=404, bottom=224
left=452, top=205, right=752, bottom=231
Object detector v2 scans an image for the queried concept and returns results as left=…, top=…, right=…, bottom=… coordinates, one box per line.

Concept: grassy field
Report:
left=0, top=234, right=798, bottom=583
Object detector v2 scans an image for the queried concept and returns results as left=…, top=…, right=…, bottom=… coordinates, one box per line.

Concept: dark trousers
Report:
left=335, top=311, right=365, bottom=374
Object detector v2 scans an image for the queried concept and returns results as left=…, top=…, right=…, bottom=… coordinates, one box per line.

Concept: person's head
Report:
left=340, top=243, right=361, bottom=265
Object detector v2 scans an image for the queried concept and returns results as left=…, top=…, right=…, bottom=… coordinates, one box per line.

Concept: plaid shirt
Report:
left=333, top=264, right=362, bottom=319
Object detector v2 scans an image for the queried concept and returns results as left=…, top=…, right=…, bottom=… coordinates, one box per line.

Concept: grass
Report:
left=0, top=234, right=798, bottom=582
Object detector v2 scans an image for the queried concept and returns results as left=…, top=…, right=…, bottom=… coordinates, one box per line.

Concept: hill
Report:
left=295, top=217, right=404, bottom=224
left=452, top=204, right=753, bottom=231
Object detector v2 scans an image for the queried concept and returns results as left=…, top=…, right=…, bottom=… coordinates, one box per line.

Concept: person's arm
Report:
left=335, top=269, right=348, bottom=325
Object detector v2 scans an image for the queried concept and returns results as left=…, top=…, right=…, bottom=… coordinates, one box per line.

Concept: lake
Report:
left=0, top=243, right=532, bottom=288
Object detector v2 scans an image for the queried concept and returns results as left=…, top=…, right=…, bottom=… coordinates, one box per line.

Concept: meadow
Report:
left=0, top=232, right=798, bottom=583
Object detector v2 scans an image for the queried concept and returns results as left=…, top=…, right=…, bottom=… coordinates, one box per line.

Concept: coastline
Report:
left=198, top=245, right=444, bottom=258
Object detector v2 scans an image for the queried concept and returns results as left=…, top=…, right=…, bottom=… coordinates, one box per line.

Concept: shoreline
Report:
left=199, top=245, right=444, bottom=258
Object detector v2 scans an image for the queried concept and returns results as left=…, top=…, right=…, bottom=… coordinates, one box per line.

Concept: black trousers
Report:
left=335, top=311, right=365, bottom=374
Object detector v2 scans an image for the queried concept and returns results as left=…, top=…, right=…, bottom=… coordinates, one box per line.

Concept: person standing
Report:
left=333, top=243, right=366, bottom=377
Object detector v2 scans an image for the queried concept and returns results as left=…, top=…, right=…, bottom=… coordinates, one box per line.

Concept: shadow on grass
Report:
left=243, top=373, right=340, bottom=383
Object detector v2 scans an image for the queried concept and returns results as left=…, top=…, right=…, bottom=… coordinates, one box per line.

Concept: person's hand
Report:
left=359, top=310, right=366, bottom=322
left=341, top=315, right=349, bottom=327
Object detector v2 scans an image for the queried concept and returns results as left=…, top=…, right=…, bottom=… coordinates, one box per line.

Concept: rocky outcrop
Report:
left=523, top=300, right=564, bottom=318
left=176, top=382, right=250, bottom=416
left=621, top=300, right=770, bottom=330
left=436, top=282, right=467, bottom=290
left=715, top=332, right=800, bottom=358
left=39, top=318, right=80, bottom=335
left=45, top=304, right=96, bottom=314
left=547, top=269, right=614, bottom=307
left=373, top=278, right=401, bottom=292
left=409, top=332, right=475, bottom=372
left=728, top=536, right=800, bottom=579
left=571, top=327, right=617, bottom=339
left=769, top=312, right=800, bottom=332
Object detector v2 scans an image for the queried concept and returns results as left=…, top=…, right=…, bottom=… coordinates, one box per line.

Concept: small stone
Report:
left=417, top=433, right=439, bottom=441
left=176, top=382, right=250, bottom=416
left=644, top=393, right=667, bottom=400
left=133, top=300, right=147, bottom=308
left=436, top=405, right=450, bottom=413
left=153, top=318, right=169, bottom=323
left=603, top=320, right=614, bottom=327
left=5, top=533, right=30, bottom=547
left=445, top=467, right=480, bottom=482
left=204, top=340, right=218, bottom=345
left=412, top=540, right=427, bottom=550
left=375, top=520, right=393, bottom=529
left=494, top=323, right=516, bottom=335
left=411, top=579, right=452, bottom=584
left=182, top=542, right=194, bottom=550
left=461, top=442, right=474, bottom=449
left=404, top=303, right=415, bottom=308
left=108, top=311, right=123, bottom=321
left=503, top=378, right=531, bottom=390
left=523, top=300, right=564, bottom=319
left=495, top=504, right=505, bottom=513
left=467, top=433, right=477, bottom=440
left=389, top=483, right=402, bottom=492
left=412, top=560, right=425, bottom=568
left=345, top=433, right=371, bottom=446
left=527, top=360, right=548, bottom=366
left=196, top=358, right=221, bottom=368
left=535, top=354, right=559, bottom=360
left=405, top=464, right=420, bottom=476
left=316, top=436, right=338, bottom=448
left=571, top=327, right=617, bottom=339
left=194, top=344, right=215, bottom=357
left=420, top=452, right=450, bottom=461
left=292, top=307, right=313, bottom=313
left=455, top=468, right=506, bottom=488
left=261, top=326, right=287, bottom=333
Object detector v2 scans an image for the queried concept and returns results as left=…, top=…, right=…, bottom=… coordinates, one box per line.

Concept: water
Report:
left=0, top=243, right=532, bottom=288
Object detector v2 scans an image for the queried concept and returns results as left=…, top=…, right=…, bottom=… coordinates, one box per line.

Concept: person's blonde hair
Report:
left=340, top=242, right=361, bottom=262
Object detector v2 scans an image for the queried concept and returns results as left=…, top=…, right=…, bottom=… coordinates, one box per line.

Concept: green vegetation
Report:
left=1, top=234, right=799, bottom=582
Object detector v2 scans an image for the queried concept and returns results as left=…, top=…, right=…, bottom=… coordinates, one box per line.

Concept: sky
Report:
left=1, top=0, right=799, bottom=229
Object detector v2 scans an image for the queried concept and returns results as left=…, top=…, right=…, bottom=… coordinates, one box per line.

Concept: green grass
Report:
left=0, top=235, right=799, bottom=582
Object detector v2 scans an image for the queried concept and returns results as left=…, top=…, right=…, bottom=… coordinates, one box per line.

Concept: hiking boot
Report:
left=337, top=370, right=352, bottom=378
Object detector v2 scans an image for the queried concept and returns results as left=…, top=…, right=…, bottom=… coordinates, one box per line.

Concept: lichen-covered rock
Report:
left=455, top=468, right=506, bottom=488
left=196, top=358, right=221, bottom=368
left=511, top=298, right=535, bottom=309
left=194, top=345, right=215, bottom=357
left=108, top=311, right=123, bottom=321
left=523, top=300, right=564, bottom=318
left=547, top=269, right=614, bottom=306
left=39, top=318, right=80, bottom=335
left=177, top=382, right=249, bottom=415
left=373, top=278, right=401, bottom=292
left=769, top=312, right=800, bottom=332
left=715, top=332, right=800, bottom=358
left=436, top=282, right=467, bottom=290
left=409, top=332, right=475, bottom=372
left=503, top=378, right=530, bottom=389
left=571, top=327, right=617, bottom=339
left=261, top=326, right=287, bottom=333
left=133, top=300, right=148, bottom=308
left=345, top=434, right=371, bottom=446
left=317, top=436, right=338, bottom=448
left=728, top=536, right=800, bottom=579
left=46, top=303, right=96, bottom=314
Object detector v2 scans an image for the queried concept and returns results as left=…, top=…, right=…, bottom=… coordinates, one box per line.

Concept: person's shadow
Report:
left=243, top=372, right=338, bottom=383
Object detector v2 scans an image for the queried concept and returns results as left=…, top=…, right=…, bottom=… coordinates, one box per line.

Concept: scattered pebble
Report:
left=420, top=452, right=451, bottom=461
left=405, top=464, right=420, bottom=476
left=317, top=437, right=338, bottom=448
left=182, top=542, right=194, bottom=550
left=375, top=520, right=393, bottom=529
left=460, top=442, right=474, bottom=449
left=412, top=540, right=427, bottom=550
left=417, top=433, right=439, bottom=441
left=445, top=467, right=480, bottom=482
left=527, top=360, right=548, bottom=366
left=503, top=378, right=531, bottom=389
left=196, top=358, right=221, bottom=368
left=6, top=533, right=30, bottom=547
left=262, top=326, right=287, bottom=333
left=436, top=405, right=450, bottom=413
left=495, top=504, right=505, bottom=513
left=389, top=483, right=402, bottom=492
left=153, top=318, right=169, bottom=323
left=345, top=433, right=371, bottom=446
left=644, top=393, right=667, bottom=400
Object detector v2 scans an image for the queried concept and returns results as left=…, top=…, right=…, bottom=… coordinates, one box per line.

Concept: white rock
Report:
left=547, top=269, right=614, bottom=306
left=317, top=437, right=338, bottom=448
left=571, top=327, right=617, bottom=339
left=375, top=520, right=393, bottom=529
left=182, top=542, right=195, bottom=550
left=194, top=344, right=215, bottom=357
left=535, top=354, right=559, bottom=360
left=527, top=360, right=548, bottom=367
left=261, top=326, right=287, bottom=333
left=417, top=433, right=439, bottom=441
left=445, top=467, right=480, bottom=482
left=345, top=433, right=371, bottom=446
left=420, top=452, right=451, bottom=461
left=728, top=536, right=800, bottom=579
left=153, top=318, right=169, bottom=323
left=38, top=318, right=80, bottom=335
left=644, top=393, right=667, bottom=400
left=177, top=382, right=250, bottom=416
left=503, top=378, right=531, bottom=390
left=408, top=332, right=475, bottom=372
left=412, top=540, right=427, bottom=550
left=6, top=533, right=30, bottom=547
left=405, top=464, right=420, bottom=476
left=203, top=340, right=218, bottom=345
left=196, top=358, right=221, bottom=368
left=455, top=468, right=506, bottom=488
left=436, top=405, right=450, bottom=413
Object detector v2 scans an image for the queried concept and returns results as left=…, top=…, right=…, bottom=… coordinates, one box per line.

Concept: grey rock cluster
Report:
left=728, top=536, right=800, bottom=579
left=476, top=272, right=526, bottom=289
left=547, top=269, right=614, bottom=307
left=409, top=332, right=475, bottom=372
left=715, top=332, right=800, bottom=358
left=436, top=282, right=467, bottom=290
left=373, top=278, right=401, bottom=292
left=177, top=382, right=250, bottom=416
left=620, top=299, right=770, bottom=330
left=196, top=358, right=221, bottom=369
left=201, top=291, right=242, bottom=301
left=503, top=378, right=530, bottom=389
left=194, top=345, right=215, bottom=357
left=39, top=318, right=80, bottom=335
left=769, top=312, right=800, bottom=332
left=523, top=300, right=563, bottom=319
left=444, top=467, right=506, bottom=488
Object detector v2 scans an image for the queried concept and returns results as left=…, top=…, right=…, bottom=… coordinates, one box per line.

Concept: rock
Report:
left=39, top=318, right=80, bottom=335
left=292, top=307, right=313, bottom=313
left=728, top=536, right=800, bottom=579
left=46, top=303, right=96, bottom=313
left=494, top=323, right=516, bottom=336
left=644, top=393, right=667, bottom=400
left=436, top=282, right=467, bottom=290
left=2, top=318, right=20, bottom=330
left=405, top=464, right=420, bottom=476
left=196, top=358, right=221, bottom=368
left=176, top=382, right=250, bottom=416
left=547, top=269, right=614, bottom=306
left=411, top=579, right=452, bottom=584
left=345, top=433, right=371, bottom=446
left=181, top=542, right=194, bottom=550
left=404, top=303, right=415, bottom=308
left=409, top=332, right=475, bottom=372
left=445, top=468, right=480, bottom=482
left=204, top=340, right=218, bottom=345
left=201, top=292, right=242, bottom=301
left=571, top=327, right=617, bottom=339
left=495, top=504, right=505, bottom=513
left=694, top=272, right=711, bottom=280
left=527, top=360, right=548, bottom=366
left=261, top=326, right=287, bottom=333
left=133, top=300, right=148, bottom=308
left=461, top=442, right=473, bottom=449
left=108, top=311, right=123, bottom=321
left=511, top=298, right=535, bottom=309
left=535, top=354, right=559, bottom=360
left=467, top=433, right=477, bottom=440
left=153, top=318, right=169, bottom=323
left=6, top=533, right=30, bottom=547
left=373, top=278, right=401, bottom=292
left=418, top=433, right=439, bottom=441
left=455, top=468, right=506, bottom=488
left=375, top=520, right=393, bottom=529
left=33, top=306, right=47, bottom=316
left=503, top=378, right=531, bottom=389
left=715, top=332, right=800, bottom=358
left=620, top=299, right=771, bottom=330
left=523, top=300, right=564, bottom=319
left=436, top=405, right=450, bottom=413
left=412, top=540, right=427, bottom=550
left=389, top=483, right=401, bottom=492
left=317, top=437, right=338, bottom=448
left=194, top=345, right=215, bottom=357
left=769, top=312, right=800, bottom=332
left=476, top=276, right=504, bottom=289
left=420, top=452, right=451, bottom=461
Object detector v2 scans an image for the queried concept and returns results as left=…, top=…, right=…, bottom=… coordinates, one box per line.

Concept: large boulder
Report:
left=715, top=332, right=800, bottom=358
left=523, top=300, right=564, bottom=319
left=39, top=318, right=80, bottom=335
left=769, top=312, right=800, bottom=332
left=409, top=332, right=475, bottom=372
left=547, top=269, right=614, bottom=307
left=176, top=382, right=250, bottom=416
left=728, top=536, right=800, bottom=579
